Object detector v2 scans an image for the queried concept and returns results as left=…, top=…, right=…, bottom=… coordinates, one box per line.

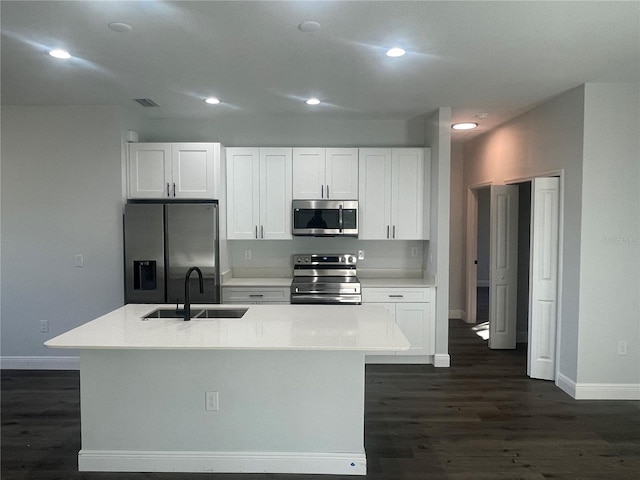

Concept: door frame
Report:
left=464, top=171, right=564, bottom=381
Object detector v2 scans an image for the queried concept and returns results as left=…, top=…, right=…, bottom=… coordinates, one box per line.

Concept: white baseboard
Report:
left=434, top=353, right=450, bottom=367
left=365, top=355, right=432, bottom=365
left=1, top=356, right=79, bottom=370
left=78, top=450, right=367, bottom=475
left=557, top=372, right=640, bottom=400
left=449, top=309, right=466, bottom=320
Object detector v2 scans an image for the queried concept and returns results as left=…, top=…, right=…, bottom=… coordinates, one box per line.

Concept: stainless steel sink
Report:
left=142, top=308, right=248, bottom=320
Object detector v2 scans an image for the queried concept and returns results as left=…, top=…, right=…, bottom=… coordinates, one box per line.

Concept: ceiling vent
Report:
left=133, top=98, right=159, bottom=107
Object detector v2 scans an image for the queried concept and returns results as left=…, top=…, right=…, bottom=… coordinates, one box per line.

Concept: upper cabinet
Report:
left=226, top=147, right=292, bottom=240
left=128, top=143, right=219, bottom=199
left=359, top=148, right=431, bottom=240
left=292, top=148, right=358, bottom=199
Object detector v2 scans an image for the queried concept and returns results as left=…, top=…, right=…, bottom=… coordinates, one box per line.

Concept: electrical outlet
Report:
left=358, top=250, right=365, bottom=260
left=617, top=341, right=628, bottom=355
left=40, top=319, right=49, bottom=333
left=75, top=254, right=84, bottom=267
left=244, top=250, right=252, bottom=260
left=205, top=391, right=219, bottom=411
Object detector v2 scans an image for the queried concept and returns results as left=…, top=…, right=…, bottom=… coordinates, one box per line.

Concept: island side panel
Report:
left=79, top=349, right=365, bottom=472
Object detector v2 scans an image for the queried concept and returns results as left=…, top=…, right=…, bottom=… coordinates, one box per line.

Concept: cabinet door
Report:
left=292, top=148, right=326, bottom=199
left=260, top=148, right=292, bottom=239
left=358, top=148, right=392, bottom=239
left=391, top=148, right=424, bottom=240
left=172, top=143, right=215, bottom=198
left=325, top=148, right=358, bottom=199
left=395, top=302, right=433, bottom=356
left=226, top=148, right=260, bottom=239
left=128, top=143, right=171, bottom=199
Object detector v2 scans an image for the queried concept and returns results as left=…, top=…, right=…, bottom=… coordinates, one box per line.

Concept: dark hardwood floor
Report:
left=2, top=319, right=639, bottom=480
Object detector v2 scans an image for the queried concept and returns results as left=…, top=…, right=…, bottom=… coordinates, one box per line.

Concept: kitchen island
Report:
left=45, top=304, right=409, bottom=475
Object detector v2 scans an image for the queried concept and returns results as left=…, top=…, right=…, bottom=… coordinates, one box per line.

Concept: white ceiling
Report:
left=2, top=1, right=639, bottom=140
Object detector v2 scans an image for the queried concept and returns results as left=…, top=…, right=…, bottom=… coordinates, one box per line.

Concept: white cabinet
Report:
left=292, top=148, right=358, bottom=199
left=362, top=287, right=435, bottom=360
left=222, top=286, right=290, bottom=304
left=358, top=148, right=430, bottom=240
left=226, top=147, right=292, bottom=240
left=128, top=143, right=219, bottom=199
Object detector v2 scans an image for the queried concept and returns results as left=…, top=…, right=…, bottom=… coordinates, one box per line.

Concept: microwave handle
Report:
left=339, top=204, right=343, bottom=232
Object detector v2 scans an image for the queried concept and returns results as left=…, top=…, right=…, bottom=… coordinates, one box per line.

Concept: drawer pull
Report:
left=388, top=294, right=404, bottom=298
left=248, top=294, right=264, bottom=298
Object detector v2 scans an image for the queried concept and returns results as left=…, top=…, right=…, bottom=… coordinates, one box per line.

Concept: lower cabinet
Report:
left=222, top=286, right=290, bottom=305
left=362, top=287, right=435, bottom=362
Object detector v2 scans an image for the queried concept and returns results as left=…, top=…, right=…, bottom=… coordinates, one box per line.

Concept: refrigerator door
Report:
left=124, top=203, right=165, bottom=303
left=166, top=203, right=220, bottom=304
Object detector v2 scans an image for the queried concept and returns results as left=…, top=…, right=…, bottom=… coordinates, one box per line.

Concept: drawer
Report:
left=222, top=287, right=289, bottom=303
left=362, top=287, right=432, bottom=303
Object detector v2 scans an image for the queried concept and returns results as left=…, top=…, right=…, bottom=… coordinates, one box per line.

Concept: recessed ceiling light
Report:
left=204, top=97, right=221, bottom=105
left=49, top=49, right=71, bottom=59
left=305, top=98, right=321, bottom=105
left=108, top=22, right=132, bottom=33
left=452, top=122, right=479, bottom=131
left=386, top=47, right=406, bottom=57
left=298, top=21, right=321, bottom=32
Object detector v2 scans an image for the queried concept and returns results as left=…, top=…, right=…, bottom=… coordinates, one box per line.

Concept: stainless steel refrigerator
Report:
left=124, top=202, right=220, bottom=304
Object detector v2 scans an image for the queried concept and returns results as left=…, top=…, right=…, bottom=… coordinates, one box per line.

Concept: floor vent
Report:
left=133, top=98, right=159, bottom=107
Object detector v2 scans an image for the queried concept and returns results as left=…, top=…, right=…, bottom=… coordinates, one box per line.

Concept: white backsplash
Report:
left=228, top=239, right=428, bottom=278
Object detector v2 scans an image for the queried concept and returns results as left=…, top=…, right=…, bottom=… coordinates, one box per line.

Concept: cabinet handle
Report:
left=326, top=185, right=330, bottom=199
left=389, top=294, right=404, bottom=298
left=261, top=225, right=264, bottom=239
left=255, top=226, right=258, bottom=239
left=173, top=183, right=176, bottom=197
left=249, top=294, right=264, bottom=298
left=387, top=225, right=390, bottom=239
left=393, top=225, right=396, bottom=239
left=321, top=184, right=324, bottom=198
left=167, top=183, right=170, bottom=197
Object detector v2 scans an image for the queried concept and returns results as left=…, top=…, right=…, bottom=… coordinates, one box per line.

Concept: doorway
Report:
left=465, top=177, right=561, bottom=380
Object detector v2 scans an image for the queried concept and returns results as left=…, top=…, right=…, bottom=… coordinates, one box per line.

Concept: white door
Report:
left=325, top=148, right=359, bottom=199
left=172, top=143, right=215, bottom=198
left=489, top=185, right=519, bottom=349
left=528, top=177, right=560, bottom=380
left=358, top=148, right=392, bottom=239
left=292, top=148, right=325, bottom=199
left=260, top=148, right=292, bottom=240
left=226, top=148, right=260, bottom=239
left=128, top=143, right=171, bottom=199
left=391, top=148, right=424, bottom=240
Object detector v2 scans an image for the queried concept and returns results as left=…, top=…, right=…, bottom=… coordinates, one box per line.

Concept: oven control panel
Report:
left=292, top=254, right=357, bottom=266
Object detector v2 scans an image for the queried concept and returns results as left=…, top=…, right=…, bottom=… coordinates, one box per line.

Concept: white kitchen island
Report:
left=45, top=304, right=409, bottom=475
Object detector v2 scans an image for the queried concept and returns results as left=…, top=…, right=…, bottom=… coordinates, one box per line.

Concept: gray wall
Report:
left=1, top=106, right=126, bottom=365
left=459, top=83, right=640, bottom=395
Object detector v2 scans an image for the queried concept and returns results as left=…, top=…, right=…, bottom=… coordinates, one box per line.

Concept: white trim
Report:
left=434, top=353, right=450, bottom=367
left=556, top=373, right=639, bottom=400
left=449, top=309, right=466, bottom=321
left=1, top=356, right=79, bottom=370
left=365, top=355, right=432, bottom=365
left=78, top=450, right=367, bottom=475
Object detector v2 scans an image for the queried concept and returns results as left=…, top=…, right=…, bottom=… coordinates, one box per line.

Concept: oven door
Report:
left=290, top=276, right=362, bottom=304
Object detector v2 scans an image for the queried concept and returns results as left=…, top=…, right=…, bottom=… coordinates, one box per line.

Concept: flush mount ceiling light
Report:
left=48, top=49, right=71, bottom=59
left=298, top=21, right=321, bottom=32
left=452, top=122, right=479, bottom=131
left=305, top=98, right=321, bottom=105
left=204, top=97, right=221, bottom=105
left=386, top=47, right=406, bottom=57
left=108, top=22, right=132, bottom=33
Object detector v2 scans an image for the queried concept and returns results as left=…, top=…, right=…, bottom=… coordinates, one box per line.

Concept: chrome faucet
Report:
left=182, top=266, right=204, bottom=321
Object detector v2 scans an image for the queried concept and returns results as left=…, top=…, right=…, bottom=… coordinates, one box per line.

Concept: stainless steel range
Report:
left=290, top=254, right=361, bottom=304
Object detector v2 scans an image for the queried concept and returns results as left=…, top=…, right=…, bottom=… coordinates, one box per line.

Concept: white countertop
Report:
left=45, top=304, right=410, bottom=352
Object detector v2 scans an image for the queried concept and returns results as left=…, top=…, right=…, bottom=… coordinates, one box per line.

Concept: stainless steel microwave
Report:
left=292, top=200, right=358, bottom=237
